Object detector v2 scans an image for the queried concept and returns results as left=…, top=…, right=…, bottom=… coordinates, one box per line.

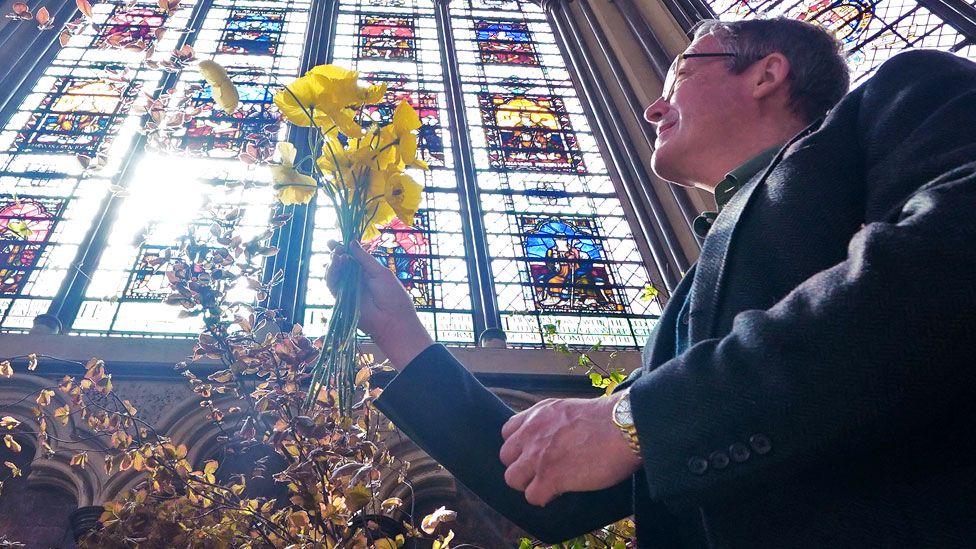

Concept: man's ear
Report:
left=751, top=52, right=791, bottom=100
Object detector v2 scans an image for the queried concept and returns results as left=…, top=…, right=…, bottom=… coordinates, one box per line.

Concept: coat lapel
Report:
left=687, top=122, right=822, bottom=342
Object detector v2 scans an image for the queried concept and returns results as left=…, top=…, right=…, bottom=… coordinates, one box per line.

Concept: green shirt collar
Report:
left=692, top=145, right=783, bottom=239
left=713, top=145, right=782, bottom=211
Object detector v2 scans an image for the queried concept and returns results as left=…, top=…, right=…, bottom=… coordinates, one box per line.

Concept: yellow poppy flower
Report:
left=273, top=73, right=329, bottom=128
left=271, top=142, right=318, bottom=205
left=317, top=137, right=363, bottom=192
left=389, top=100, right=428, bottom=169
left=361, top=200, right=396, bottom=241
left=384, top=172, right=423, bottom=226
left=198, top=60, right=239, bottom=114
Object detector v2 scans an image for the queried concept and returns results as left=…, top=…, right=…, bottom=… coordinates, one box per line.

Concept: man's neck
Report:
left=696, top=120, right=808, bottom=193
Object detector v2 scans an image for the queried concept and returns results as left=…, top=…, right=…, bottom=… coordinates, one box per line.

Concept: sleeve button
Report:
left=708, top=451, right=730, bottom=470
left=687, top=456, right=709, bottom=475
left=749, top=434, right=772, bottom=455
left=729, top=442, right=751, bottom=462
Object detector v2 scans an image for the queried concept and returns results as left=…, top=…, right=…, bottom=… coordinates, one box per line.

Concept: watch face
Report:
left=614, top=396, right=634, bottom=426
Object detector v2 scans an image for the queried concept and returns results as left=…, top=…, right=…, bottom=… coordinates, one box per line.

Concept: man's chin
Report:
left=651, top=151, right=685, bottom=185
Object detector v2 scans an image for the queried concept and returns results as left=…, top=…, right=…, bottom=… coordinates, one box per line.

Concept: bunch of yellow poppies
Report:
left=269, top=64, right=427, bottom=411
left=271, top=64, right=425, bottom=241
left=198, top=61, right=428, bottom=412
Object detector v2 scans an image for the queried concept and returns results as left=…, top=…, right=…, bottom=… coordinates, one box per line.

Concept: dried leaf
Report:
left=0, top=361, right=11, bottom=378
left=75, top=0, right=93, bottom=18
left=380, top=497, right=403, bottom=510
left=54, top=405, right=71, bottom=425
left=421, top=506, right=457, bottom=535
left=4, top=435, right=22, bottom=453
left=27, top=353, right=37, bottom=371
left=4, top=461, right=21, bottom=478
left=36, top=389, right=55, bottom=406
left=69, top=451, right=88, bottom=468
left=0, top=417, right=20, bottom=430
left=203, top=459, right=218, bottom=476
left=35, top=7, right=52, bottom=29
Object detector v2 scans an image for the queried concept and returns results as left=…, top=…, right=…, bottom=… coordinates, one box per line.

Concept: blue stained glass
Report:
left=220, top=9, right=286, bottom=55
left=477, top=22, right=531, bottom=42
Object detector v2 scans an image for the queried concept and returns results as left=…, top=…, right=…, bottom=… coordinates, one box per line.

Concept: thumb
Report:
left=348, top=240, right=385, bottom=274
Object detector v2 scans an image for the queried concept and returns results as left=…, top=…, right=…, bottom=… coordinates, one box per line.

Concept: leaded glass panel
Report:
left=71, top=0, right=311, bottom=336
left=451, top=0, right=662, bottom=348
left=307, top=0, right=475, bottom=344
left=707, top=0, right=976, bottom=84
left=0, top=0, right=195, bottom=331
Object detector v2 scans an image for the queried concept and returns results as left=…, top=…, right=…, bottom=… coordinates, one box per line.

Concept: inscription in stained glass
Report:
left=359, top=16, right=416, bottom=59
left=219, top=8, right=286, bottom=55
left=519, top=215, right=624, bottom=313
left=475, top=21, right=539, bottom=65
left=14, top=78, right=139, bottom=156
left=479, top=93, right=586, bottom=173
left=364, top=214, right=433, bottom=307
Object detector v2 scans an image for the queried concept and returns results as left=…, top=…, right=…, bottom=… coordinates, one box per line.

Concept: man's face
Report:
left=646, top=34, right=753, bottom=188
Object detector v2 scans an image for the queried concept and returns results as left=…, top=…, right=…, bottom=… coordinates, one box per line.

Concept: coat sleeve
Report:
left=373, top=344, right=633, bottom=543
left=629, top=50, right=976, bottom=505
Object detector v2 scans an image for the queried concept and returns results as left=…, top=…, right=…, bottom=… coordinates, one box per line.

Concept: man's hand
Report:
left=499, top=394, right=642, bottom=506
left=327, top=240, right=433, bottom=369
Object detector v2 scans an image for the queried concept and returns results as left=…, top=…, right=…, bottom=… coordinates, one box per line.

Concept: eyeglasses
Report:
left=662, top=52, right=738, bottom=103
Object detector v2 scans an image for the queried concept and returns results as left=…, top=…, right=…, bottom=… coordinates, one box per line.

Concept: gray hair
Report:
left=692, top=17, right=850, bottom=122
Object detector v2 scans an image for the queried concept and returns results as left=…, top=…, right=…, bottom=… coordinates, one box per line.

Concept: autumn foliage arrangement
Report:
left=0, top=157, right=451, bottom=547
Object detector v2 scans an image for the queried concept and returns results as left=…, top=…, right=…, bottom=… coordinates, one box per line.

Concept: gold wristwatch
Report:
left=612, top=390, right=641, bottom=457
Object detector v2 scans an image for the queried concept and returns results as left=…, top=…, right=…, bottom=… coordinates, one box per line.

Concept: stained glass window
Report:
left=451, top=0, right=662, bottom=347
left=307, top=0, right=475, bottom=344
left=706, top=0, right=976, bottom=84
left=0, top=0, right=194, bottom=332
left=69, top=0, right=310, bottom=336
left=2, top=0, right=665, bottom=349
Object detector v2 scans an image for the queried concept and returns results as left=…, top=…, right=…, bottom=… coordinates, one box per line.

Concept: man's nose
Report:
left=644, top=97, right=669, bottom=124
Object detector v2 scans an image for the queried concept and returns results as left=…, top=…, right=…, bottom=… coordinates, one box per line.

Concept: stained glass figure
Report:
left=359, top=16, right=417, bottom=60
left=520, top=216, right=623, bottom=313
left=95, top=6, right=166, bottom=49
left=479, top=93, right=586, bottom=174
left=219, top=8, right=286, bottom=55
left=475, top=21, right=539, bottom=65
left=361, top=72, right=446, bottom=166
left=0, top=198, right=62, bottom=295
left=364, top=215, right=433, bottom=307
left=706, top=0, right=976, bottom=83
left=13, top=78, right=139, bottom=157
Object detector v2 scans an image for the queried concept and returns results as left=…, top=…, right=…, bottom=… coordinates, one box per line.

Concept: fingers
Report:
left=325, top=254, right=351, bottom=295
left=503, top=457, right=533, bottom=492
left=524, top=476, right=558, bottom=507
left=501, top=411, right=528, bottom=440
left=347, top=240, right=386, bottom=274
left=499, top=433, right=521, bottom=466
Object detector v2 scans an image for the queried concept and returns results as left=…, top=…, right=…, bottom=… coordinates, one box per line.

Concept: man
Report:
left=329, top=17, right=976, bottom=547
